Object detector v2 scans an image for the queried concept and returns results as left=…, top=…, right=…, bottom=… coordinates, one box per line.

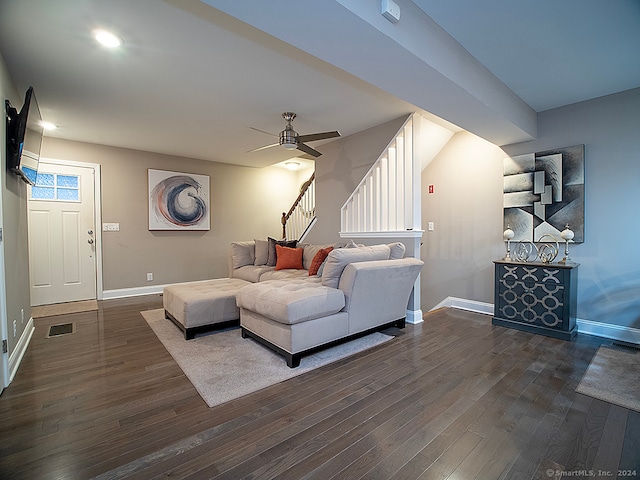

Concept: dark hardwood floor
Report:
left=0, top=295, right=638, bottom=479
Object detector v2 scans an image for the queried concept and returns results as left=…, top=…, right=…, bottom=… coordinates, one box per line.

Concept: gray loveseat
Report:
left=230, top=241, right=423, bottom=367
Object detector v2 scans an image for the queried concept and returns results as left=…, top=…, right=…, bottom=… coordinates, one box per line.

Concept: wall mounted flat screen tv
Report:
left=5, top=86, right=43, bottom=185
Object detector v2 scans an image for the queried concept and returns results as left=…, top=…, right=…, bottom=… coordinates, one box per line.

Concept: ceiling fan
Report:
left=248, top=112, right=341, bottom=158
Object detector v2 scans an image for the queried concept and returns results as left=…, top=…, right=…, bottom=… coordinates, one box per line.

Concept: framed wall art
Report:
left=148, top=169, right=210, bottom=231
left=503, top=144, right=584, bottom=243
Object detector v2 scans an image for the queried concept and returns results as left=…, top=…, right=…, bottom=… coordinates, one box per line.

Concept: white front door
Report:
left=28, top=163, right=97, bottom=306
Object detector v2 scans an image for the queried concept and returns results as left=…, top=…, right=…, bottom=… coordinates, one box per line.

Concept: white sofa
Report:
left=164, top=239, right=347, bottom=338
left=233, top=241, right=423, bottom=367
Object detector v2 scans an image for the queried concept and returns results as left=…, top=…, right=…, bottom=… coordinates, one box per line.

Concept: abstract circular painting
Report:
left=148, top=169, right=210, bottom=230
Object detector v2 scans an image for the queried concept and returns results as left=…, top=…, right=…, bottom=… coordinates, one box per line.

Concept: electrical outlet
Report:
left=21, top=308, right=24, bottom=324
left=13, top=320, right=17, bottom=338
left=147, top=273, right=153, bottom=281
left=428, top=222, right=435, bottom=231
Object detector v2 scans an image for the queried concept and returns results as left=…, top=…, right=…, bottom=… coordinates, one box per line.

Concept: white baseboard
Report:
left=430, top=296, right=494, bottom=316
left=102, top=284, right=166, bottom=299
left=431, top=296, right=640, bottom=345
left=406, top=309, right=424, bottom=325
left=576, top=318, right=640, bottom=345
left=9, top=317, right=34, bottom=382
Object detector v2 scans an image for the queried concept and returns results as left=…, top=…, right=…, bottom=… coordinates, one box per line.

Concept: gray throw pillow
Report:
left=254, top=239, right=269, bottom=265
left=267, top=237, right=297, bottom=266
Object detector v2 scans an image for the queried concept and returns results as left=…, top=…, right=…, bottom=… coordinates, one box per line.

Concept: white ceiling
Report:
left=1, top=0, right=638, bottom=168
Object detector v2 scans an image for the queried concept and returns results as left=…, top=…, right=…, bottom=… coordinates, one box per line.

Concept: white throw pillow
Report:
left=388, top=242, right=406, bottom=260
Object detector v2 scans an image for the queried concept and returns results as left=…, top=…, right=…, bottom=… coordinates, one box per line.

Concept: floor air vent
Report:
left=47, top=323, right=75, bottom=338
left=611, top=341, right=640, bottom=352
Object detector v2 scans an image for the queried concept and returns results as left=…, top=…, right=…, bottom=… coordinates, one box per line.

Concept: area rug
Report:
left=31, top=299, right=98, bottom=318
left=141, top=308, right=394, bottom=407
left=576, top=345, right=640, bottom=412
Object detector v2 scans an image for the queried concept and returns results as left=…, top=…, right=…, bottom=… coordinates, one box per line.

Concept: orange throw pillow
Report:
left=275, top=245, right=304, bottom=270
left=308, top=246, right=334, bottom=276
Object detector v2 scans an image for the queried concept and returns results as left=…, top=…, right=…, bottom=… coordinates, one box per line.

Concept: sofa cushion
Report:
left=388, top=242, right=405, bottom=260
left=259, top=269, right=312, bottom=282
left=267, top=237, right=297, bottom=266
left=230, top=241, right=255, bottom=269
left=308, top=246, right=333, bottom=276
left=321, top=244, right=391, bottom=289
left=254, top=239, right=269, bottom=265
left=302, top=243, right=328, bottom=269
left=236, top=279, right=345, bottom=325
left=233, top=265, right=274, bottom=283
left=316, top=258, right=329, bottom=277
left=275, top=245, right=304, bottom=270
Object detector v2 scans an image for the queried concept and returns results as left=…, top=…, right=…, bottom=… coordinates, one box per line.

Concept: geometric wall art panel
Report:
left=503, top=145, right=584, bottom=243
left=148, top=169, right=210, bottom=231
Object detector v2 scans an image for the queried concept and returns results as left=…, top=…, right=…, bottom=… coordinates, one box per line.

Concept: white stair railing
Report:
left=341, top=115, right=420, bottom=235
left=282, top=174, right=316, bottom=241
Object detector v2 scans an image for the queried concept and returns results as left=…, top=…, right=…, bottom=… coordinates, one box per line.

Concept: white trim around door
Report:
left=36, top=158, right=103, bottom=301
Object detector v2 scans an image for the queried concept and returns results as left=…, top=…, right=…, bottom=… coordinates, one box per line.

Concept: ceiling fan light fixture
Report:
left=249, top=112, right=339, bottom=158
left=279, top=128, right=298, bottom=149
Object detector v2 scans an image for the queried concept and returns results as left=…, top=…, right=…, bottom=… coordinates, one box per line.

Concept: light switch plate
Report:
left=103, top=223, right=120, bottom=231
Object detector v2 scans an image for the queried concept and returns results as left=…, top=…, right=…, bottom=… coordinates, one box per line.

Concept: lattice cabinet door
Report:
left=493, top=261, right=578, bottom=340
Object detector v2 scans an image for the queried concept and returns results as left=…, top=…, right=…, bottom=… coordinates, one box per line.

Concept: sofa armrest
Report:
left=339, top=258, right=423, bottom=334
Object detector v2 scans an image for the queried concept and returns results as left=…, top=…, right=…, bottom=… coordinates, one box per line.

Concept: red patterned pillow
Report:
left=308, top=246, right=334, bottom=276
left=275, top=245, right=304, bottom=270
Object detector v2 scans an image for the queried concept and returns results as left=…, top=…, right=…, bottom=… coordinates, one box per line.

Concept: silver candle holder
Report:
left=559, top=224, right=575, bottom=264
left=502, top=224, right=515, bottom=260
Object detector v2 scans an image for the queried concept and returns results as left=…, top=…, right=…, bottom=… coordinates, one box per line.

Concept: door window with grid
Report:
left=30, top=172, right=80, bottom=202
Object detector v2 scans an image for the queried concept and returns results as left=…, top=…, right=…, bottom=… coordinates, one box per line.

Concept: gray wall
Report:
left=42, top=138, right=304, bottom=290
left=0, top=53, right=32, bottom=357
left=422, top=87, right=640, bottom=330
left=503, top=88, right=640, bottom=329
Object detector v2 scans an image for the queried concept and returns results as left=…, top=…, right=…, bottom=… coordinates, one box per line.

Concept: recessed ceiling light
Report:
left=284, top=161, right=301, bottom=170
left=41, top=121, right=57, bottom=131
left=93, top=29, right=122, bottom=48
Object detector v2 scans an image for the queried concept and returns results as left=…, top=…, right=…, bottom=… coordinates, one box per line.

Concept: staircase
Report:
left=340, top=114, right=421, bottom=236
left=281, top=173, right=316, bottom=241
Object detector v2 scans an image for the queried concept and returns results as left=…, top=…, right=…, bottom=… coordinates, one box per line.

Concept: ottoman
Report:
left=163, top=278, right=251, bottom=339
left=236, top=279, right=347, bottom=367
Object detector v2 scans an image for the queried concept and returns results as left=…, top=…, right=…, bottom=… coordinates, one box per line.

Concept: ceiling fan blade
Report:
left=247, top=142, right=278, bottom=153
left=298, top=131, right=341, bottom=143
left=248, top=126, right=277, bottom=137
left=297, top=142, right=322, bottom=158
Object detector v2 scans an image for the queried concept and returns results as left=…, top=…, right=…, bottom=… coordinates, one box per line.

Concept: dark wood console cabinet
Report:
left=493, top=260, right=578, bottom=340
